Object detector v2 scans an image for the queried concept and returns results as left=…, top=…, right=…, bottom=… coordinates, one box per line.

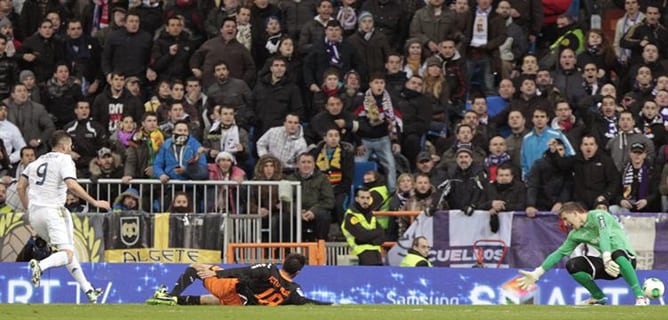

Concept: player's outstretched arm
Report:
left=65, top=179, right=110, bottom=210
left=517, top=267, right=545, bottom=290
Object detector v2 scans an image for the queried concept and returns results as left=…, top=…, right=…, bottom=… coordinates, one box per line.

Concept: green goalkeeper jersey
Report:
left=540, top=210, right=637, bottom=270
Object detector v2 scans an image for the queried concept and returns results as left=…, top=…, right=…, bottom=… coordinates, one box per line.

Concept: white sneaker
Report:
left=28, top=259, right=41, bottom=288
left=635, top=296, right=649, bottom=306
left=86, top=288, right=103, bottom=304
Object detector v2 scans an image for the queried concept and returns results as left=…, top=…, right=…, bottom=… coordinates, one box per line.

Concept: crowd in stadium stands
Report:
left=1, top=0, right=668, bottom=242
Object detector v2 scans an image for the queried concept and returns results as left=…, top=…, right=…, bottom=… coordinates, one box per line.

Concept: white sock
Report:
left=66, top=256, right=93, bottom=293
left=38, top=251, right=69, bottom=271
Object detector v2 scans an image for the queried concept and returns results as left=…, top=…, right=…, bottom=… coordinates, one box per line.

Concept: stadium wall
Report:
left=0, top=263, right=665, bottom=305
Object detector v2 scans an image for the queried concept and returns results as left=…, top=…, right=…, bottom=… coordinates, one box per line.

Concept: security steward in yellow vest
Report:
left=341, top=188, right=385, bottom=266
left=400, top=236, right=433, bottom=267
left=363, top=171, right=391, bottom=229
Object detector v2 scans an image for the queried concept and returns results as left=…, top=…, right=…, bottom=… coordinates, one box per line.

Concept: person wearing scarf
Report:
left=313, top=128, right=354, bottom=225
left=336, top=0, right=358, bottom=37
left=484, top=136, right=512, bottom=182
left=124, top=112, right=164, bottom=181
left=612, top=142, right=660, bottom=213
left=353, top=73, right=402, bottom=191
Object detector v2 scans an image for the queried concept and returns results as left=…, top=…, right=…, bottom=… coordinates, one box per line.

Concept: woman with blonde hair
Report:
left=423, top=56, right=451, bottom=136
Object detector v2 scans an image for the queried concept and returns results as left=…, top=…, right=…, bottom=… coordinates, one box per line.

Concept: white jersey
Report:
left=22, top=152, right=77, bottom=208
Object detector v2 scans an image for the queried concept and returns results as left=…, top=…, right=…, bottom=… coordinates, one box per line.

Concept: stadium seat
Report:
left=464, top=95, right=508, bottom=118
left=348, top=161, right=378, bottom=207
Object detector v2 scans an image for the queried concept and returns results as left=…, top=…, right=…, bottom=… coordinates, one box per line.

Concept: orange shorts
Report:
left=203, top=267, right=244, bottom=306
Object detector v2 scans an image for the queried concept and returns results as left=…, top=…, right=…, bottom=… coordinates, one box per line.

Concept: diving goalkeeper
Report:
left=146, top=253, right=331, bottom=306
left=517, top=202, right=648, bottom=305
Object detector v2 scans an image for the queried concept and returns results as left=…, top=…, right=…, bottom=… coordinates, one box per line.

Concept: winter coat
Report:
left=251, top=74, right=303, bottom=135
left=153, top=135, right=207, bottom=180
left=150, top=30, right=194, bottom=81
left=91, top=87, right=144, bottom=134
left=189, top=37, right=256, bottom=87
left=526, top=152, right=573, bottom=210
left=102, top=28, right=153, bottom=80
left=346, top=30, right=391, bottom=76
left=286, top=169, right=335, bottom=213
left=63, top=118, right=109, bottom=170
left=16, top=34, right=66, bottom=83
left=0, top=54, right=18, bottom=100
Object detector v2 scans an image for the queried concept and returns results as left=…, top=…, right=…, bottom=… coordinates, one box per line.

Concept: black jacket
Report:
left=251, top=74, right=303, bottom=135
left=396, top=87, right=431, bottom=137
left=17, top=34, right=66, bottom=83
left=307, top=109, right=359, bottom=146
left=63, top=118, right=109, bottom=170
left=40, top=78, right=84, bottom=129
left=150, top=30, right=194, bottom=81
left=91, top=87, right=144, bottom=133
left=102, top=28, right=153, bottom=80
left=526, top=152, right=573, bottom=210
left=0, top=54, right=18, bottom=100
left=64, top=35, right=103, bottom=85
left=303, top=39, right=367, bottom=89
left=557, top=150, right=619, bottom=209
left=480, top=179, right=527, bottom=211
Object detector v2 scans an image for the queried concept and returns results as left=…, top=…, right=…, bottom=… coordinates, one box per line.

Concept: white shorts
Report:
left=28, top=206, right=74, bottom=250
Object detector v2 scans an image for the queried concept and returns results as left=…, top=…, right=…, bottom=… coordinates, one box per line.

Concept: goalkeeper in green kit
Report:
left=517, top=202, right=648, bottom=305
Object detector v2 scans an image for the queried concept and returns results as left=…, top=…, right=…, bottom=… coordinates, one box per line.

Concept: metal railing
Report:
left=77, top=179, right=302, bottom=259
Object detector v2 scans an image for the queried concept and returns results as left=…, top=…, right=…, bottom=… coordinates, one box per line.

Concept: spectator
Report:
left=421, top=57, right=449, bottom=137
left=40, top=62, right=83, bottom=128
left=495, top=1, right=529, bottom=80
left=410, top=0, right=460, bottom=55
left=202, top=104, right=249, bottom=163
left=415, top=151, right=447, bottom=186
left=65, top=190, right=88, bottom=214
left=341, top=187, right=384, bottom=265
left=620, top=3, right=668, bottom=67
left=551, top=48, right=586, bottom=106
left=433, top=147, right=487, bottom=214
left=18, top=0, right=64, bottom=39
left=190, top=17, right=255, bottom=88
left=638, top=99, right=665, bottom=149
left=153, top=119, right=208, bottom=184
left=346, top=11, right=391, bottom=77
left=353, top=73, right=402, bottom=191
left=102, top=11, right=154, bottom=84
left=387, top=173, right=414, bottom=239
left=110, top=114, right=137, bottom=157
left=17, top=18, right=65, bottom=83
left=611, top=142, right=660, bottom=213
left=308, top=94, right=359, bottom=146
left=484, top=136, right=515, bottom=183
left=465, top=0, right=507, bottom=95
left=396, top=75, right=431, bottom=167
left=112, top=187, right=142, bottom=212
left=168, top=80, right=202, bottom=140
left=613, top=0, right=644, bottom=67
left=251, top=13, right=283, bottom=69
left=0, top=34, right=18, bottom=100
left=163, top=0, right=206, bottom=45
left=256, top=113, right=307, bottom=172
left=278, top=0, right=316, bottom=41
left=88, top=146, right=124, bottom=199
left=402, top=38, right=425, bottom=78
left=550, top=100, right=585, bottom=148
left=361, top=0, right=407, bottom=52
left=91, top=71, right=144, bottom=134
left=400, top=236, right=432, bottom=267
left=184, top=77, right=206, bottom=119
left=0, top=102, right=24, bottom=166
left=439, top=123, right=486, bottom=171
left=63, top=100, right=109, bottom=177
left=340, top=69, right=364, bottom=112
left=298, top=0, right=334, bottom=54
left=437, top=38, right=467, bottom=113
left=606, top=110, right=655, bottom=171
left=480, top=163, right=525, bottom=232
left=2, top=146, right=34, bottom=182
left=135, top=0, right=163, bottom=36
left=6, top=83, right=54, bottom=155
left=150, top=15, right=195, bottom=82
left=249, top=154, right=283, bottom=242
left=384, top=53, right=407, bottom=96
left=204, top=61, right=253, bottom=128
left=585, top=95, right=619, bottom=147
left=403, top=172, right=434, bottom=213
left=525, top=138, right=573, bottom=217
left=168, top=191, right=192, bottom=214
left=144, top=79, right=171, bottom=120
left=258, top=35, right=303, bottom=92
left=311, top=68, right=344, bottom=114
left=64, top=19, right=103, bottom=98
left=122, top=111, right=165, bottom=182
left=312, top=128, right=354, bottom=225
left=520, top=108, right=574, bottom=180
left=560, top=135, right=619, bottom=210
left=286, top=152, right=334, bottom=241
left=92, top=7, right=127, bottom=48
left=204, top=0, right=239, bottom=39
left=206, top=151, right=246, bottom=213
left=235, top=7, right=252, bottom=51
left=303, top=19, right=366, bottom=113
left=252, top=56, right=303, bottom=136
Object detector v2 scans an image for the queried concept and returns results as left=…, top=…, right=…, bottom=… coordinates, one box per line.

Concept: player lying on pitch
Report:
left=517, top=202, right=649, bottom=305
left=146, top=253, right=331, bottom=306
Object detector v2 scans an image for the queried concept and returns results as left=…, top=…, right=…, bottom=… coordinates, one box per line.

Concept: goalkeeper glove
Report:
left=517, top=267, right=545, bottom=290
left=602, top=252, right=620, bottom=277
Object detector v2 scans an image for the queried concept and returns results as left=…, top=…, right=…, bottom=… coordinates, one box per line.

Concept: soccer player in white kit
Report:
left=17, top=131, right=111, bottom=303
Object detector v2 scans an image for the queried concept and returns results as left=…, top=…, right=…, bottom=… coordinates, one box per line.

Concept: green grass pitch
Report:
left=0, top=304, right=665, bottom=320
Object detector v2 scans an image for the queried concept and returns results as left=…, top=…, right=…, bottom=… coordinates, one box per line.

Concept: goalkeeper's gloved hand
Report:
left=602, top=251, right=620, bottom=277
left=517, top=267, right=545, bottom=290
